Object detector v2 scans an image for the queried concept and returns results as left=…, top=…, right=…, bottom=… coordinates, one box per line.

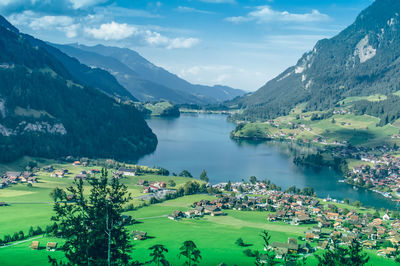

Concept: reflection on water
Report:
left=138, top=113, right=397, bottom=209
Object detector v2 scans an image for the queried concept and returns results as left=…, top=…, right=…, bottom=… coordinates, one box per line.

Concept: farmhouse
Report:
left=74, top=174, right=87, bottom=180
left=30, top=241, right=40, bottom=250
left=46, top=242, right=57, bottom=251
left=132, top=231, right=147, bottom=240
left=168, top=210, right=185, bottom=220
left=117, top=167, right=136, bottom=177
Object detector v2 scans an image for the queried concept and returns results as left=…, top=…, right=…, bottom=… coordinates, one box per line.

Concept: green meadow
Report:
left=0, top=165, right=397, bottom=265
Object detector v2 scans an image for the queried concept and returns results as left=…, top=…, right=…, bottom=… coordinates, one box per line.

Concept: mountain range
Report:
left=230, top=0, right=400, bottom=121
left=0, top=15, right=157, bottom=162
left=52, top=43, right=245, bottom=104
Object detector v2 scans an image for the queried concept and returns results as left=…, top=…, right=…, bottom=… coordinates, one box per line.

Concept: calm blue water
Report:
left=138, top=113, right=397, bottom=209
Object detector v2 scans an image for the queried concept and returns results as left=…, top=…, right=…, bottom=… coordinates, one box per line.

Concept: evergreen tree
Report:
left=179, top=240, right=201, bottom=266
left=148, top=244, right=169, bottom=266
left=50, top=169, right=132, bottom=265
left=199, top=170, right=209, bottom=183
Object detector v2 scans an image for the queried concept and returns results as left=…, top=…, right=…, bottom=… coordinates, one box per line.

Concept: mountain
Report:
left=230, top=0, right=400, bottom=121
left=51, top=43, right=203, bottom=104
left=53, top=43, right=245, bottom=104
left=0, top=16, right=157, bottom=162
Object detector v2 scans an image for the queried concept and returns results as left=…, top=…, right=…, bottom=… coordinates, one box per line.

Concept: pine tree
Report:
left=199, top=170, right=209, bottom=183
left=50, top=169, right=132, bottom=265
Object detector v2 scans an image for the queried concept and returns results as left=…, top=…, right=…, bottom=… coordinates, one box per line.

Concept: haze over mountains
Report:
left=230, top=0, right=400, bottom=121
left=53, top=43, right=245, bottom=104
left=0, top=15, right=157, bottom=162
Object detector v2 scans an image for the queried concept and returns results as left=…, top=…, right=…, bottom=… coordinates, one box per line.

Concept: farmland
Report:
left=0, top=162, right=398, bottom=265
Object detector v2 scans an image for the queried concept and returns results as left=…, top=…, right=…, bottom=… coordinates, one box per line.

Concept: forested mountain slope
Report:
left=0, top=16, right=157, bottom=162
left=230, top=0, right=400, bottom=121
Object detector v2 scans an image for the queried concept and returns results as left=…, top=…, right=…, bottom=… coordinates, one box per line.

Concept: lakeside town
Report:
left=166, top=181, right=400, bottom=260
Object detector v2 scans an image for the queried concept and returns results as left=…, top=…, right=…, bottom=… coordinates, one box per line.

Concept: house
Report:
left=317, top=241, right=329, bottom=250
left=5, top=171, right=21, bottom=180
left=271, top=238, right=299, bottom=258
left=204, top=205, right=220, bottom=214
left=74, top=174, right=87, bottom=180
left=211, top=211, right=226, bottom=217
left=377, top=247, right=397, bottom=258
left=30, top=241, right=40, bottom=250
left=383, top=211, right=390, bottom=221
left=117, top=168, right=136, bottom=177
left=168, top=210, right=184, bottom=220
left=43, top=165, right=54, bottom=172
left=122, top=215, right=134, bottom=225
left=185, top=210, right=199, bottom=218
left=52, top=169, right=68, bottom=178
left=132, top=231, right=147, bottom=240
left=46, top=242, right=58, bottom=251
left=72, top=161, right=81, bottom=166
left=305, top=232, right=318, bottom=241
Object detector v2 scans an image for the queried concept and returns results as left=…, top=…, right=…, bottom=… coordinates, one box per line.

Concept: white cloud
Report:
left=29, top=15, right=74, bottom=30
left=8, top=11, right=79, bottom=38
left=84, top=21, right=137, bottom=40
left=226, top=6, right=330, bottom=23
left=144, top=30, right=199, bottom=49
left=68, top=0, right=109, bottom=10
left=84, top=22, right=199, bottom=49
left=176, top=6, right=215, bottom=14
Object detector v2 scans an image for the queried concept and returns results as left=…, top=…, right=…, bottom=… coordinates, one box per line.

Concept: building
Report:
left=132, top=231, right=147, bottom=240
left=117, top=167, right=136, bottom=177
left=46, top=242, right=58, bottom=251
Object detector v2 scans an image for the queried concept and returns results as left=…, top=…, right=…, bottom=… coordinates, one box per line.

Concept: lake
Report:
left=138, top=113, right=397, bottom=209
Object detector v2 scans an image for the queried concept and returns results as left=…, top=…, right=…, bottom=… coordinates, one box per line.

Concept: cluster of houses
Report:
left=140, top=180, right=167, bottom=193
left=168, top=201, right=227, bottom=221
left=348, top=153, right=400, bottom=198
left=202, top=182, right=400, bottom=259
left=0, top=171, right=37, bottom=188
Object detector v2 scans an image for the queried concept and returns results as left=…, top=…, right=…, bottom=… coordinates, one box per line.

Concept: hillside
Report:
left=230, top=0, right=400, bottom=121
left=0, top=16, right=157, bottom=162
left=53, top=43, right=245, bottom=104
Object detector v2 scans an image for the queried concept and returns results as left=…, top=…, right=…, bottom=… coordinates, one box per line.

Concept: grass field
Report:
left=234, top=112, right=399, bottom=147
left=1, top=193, right=397, bottom=265
left=0, top=163, right=397, bottom=265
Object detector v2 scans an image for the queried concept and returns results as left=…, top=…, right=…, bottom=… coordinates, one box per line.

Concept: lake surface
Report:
left=138, top=113, right=397, bottom=209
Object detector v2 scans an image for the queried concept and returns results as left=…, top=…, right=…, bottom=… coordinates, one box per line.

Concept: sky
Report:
left=0, top=0, right=374, bottom=91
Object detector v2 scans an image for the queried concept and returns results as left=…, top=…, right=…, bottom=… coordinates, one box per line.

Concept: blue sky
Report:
left=0, top=0, right=374, bottom=91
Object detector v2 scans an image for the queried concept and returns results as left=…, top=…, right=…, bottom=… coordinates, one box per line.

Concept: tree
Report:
left=168, top=180, right=176, bottom=187
left=224, top=181, right=232, bottom=191
left=51, top=169, right=133, bottom=265
left=179, top=170, right=193, bottom=178
left=49, top=187, right=66, bottom=202
left=254, top=231, right=277, bottom=266
left=235, top=238, right=245, bottom=247
left=250, top=176, right=258, bottom=184
left=199, top=170, right=209, bottom=183
left=260, top=231, right=271, bottom=250
left=179, top=240, right=201, bottom=266
left=315, top=239, right=369, bottom=266
left=148, top=244, right=169, bottom=266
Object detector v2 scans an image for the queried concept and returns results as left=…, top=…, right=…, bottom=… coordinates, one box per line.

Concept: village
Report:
left=164, top=181, right=400, bottom=260
left=347, top=152, right=400, bottom=200
left=2, top=159, right=400, bottom=262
